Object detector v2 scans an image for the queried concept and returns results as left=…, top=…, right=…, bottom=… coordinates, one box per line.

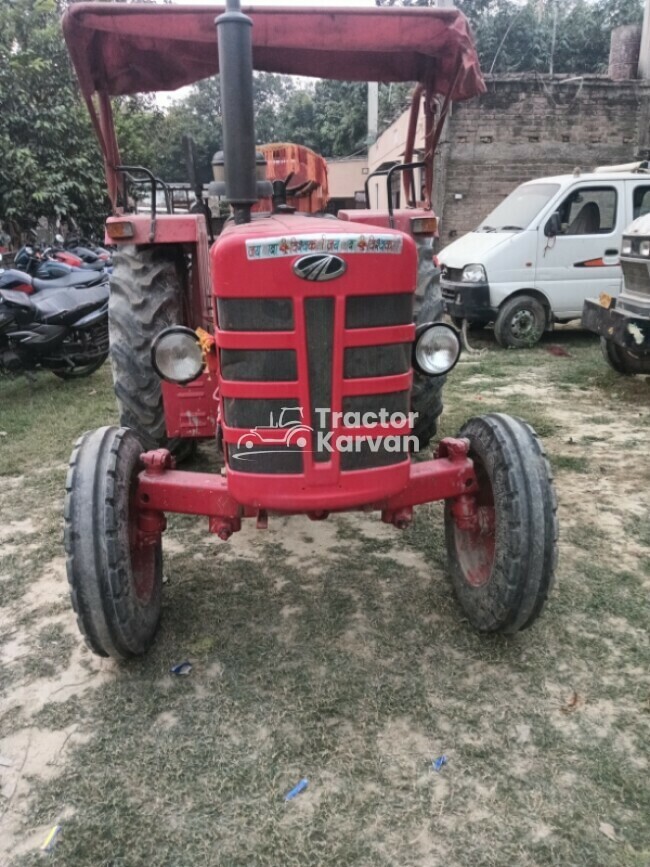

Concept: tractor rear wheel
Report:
left=110, top=245, right=191, bottom=455
left=64, top=426, right=163, bottom=659
left=411, top=372, right=444, bottom=451
left=600, top=338, right=650, bottom=376
left=411, top=252, right=444, bottom=450
left=444, top=414, right=558, bottom=634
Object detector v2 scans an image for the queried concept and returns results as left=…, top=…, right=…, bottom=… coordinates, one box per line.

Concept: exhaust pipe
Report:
left=216, top=0, right=258, bottom=224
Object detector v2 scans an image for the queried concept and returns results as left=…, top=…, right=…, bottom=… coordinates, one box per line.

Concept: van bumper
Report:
left=582, top=298, right=650, bottom=351
left=441, top=280, right=494, bottom=323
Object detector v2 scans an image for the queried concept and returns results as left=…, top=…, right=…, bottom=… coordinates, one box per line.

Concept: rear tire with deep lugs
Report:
left=109, top=245, right=192, bottom=456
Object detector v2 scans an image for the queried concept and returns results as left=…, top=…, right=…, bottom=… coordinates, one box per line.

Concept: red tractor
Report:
left=62, top=2, right=558, bottom=659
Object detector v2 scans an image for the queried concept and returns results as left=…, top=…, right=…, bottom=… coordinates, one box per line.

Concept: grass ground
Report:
left=0, top=328, right=649, bottom=866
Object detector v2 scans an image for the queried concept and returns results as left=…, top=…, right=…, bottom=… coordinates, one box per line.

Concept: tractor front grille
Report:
left=622, top=259, right=650, bottom=298
left=217, top=292, right=413, bottom=476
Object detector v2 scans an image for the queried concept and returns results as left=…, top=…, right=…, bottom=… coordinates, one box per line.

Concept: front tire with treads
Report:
left=109, top=245, right=187, bottom=451
left=64, top=426, right=163, bottom=659
left=601, top=338, right=650, bottom=376
left=444, top=414, right=558, bottom=634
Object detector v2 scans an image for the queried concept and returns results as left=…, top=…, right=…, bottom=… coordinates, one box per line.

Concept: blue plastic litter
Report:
left=170, top=662, right=192, bottom=676
left=284, top=778, right=309, bottom=801
left=432, top=756, right=448, bottom=772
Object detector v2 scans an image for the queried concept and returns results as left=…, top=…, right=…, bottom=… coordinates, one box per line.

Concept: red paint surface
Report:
left=338, top=209, right=438, bottom=238
left=137, top=453, right=477, bottom=517
left=211, top=214, right=419, bottom=509
left=105, top=214, right=205, bottom=247
left=63, top=4, right=485, bottom=103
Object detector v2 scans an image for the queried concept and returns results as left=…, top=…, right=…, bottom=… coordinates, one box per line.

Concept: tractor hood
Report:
left=62, top=3, right=485, bottom=100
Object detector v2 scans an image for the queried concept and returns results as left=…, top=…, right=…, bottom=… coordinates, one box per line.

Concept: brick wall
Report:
left=434, top=75, right=650, bottom=246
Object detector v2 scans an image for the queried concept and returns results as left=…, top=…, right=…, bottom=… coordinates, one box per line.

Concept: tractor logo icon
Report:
left=293, top=253, right=347, bottom=282
left=236, top=407, right=313, bottom=450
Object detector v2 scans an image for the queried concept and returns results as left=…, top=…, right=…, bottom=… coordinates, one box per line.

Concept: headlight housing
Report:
left=461, top=264, right=487, bottom=283
left=622, top=238, right=633, bottom=256
left=151, top=327, right=204, bottom=385
left=640, top=240, right=650, bottom=258
left=413, top=323, right=461, bottom=377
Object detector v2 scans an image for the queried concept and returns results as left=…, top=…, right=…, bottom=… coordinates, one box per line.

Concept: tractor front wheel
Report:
left=600, top=338, right=650, bottom=376
left=444, top=414, right=558, bottom=634
left=64, top=426, right=163, bottom=658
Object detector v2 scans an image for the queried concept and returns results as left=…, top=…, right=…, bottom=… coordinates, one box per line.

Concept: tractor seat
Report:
left=32, top=271, right=105, bottom=291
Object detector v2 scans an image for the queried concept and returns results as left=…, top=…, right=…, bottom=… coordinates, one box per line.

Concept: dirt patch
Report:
left=1, top=342, right=649, bottom=865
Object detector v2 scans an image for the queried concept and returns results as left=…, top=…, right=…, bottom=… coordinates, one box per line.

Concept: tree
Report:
left=0, top=0, right=108, bottom=239
left=375, top=0, right=645, bottom=74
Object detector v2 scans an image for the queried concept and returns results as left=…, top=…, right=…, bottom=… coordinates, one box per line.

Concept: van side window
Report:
left=558, top=187, right=617, bottom=235
left=633, top=186, right=650, bottom=219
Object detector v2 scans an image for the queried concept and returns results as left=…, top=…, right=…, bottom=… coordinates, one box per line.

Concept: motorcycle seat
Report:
left=81, top=260, right=106, bottom=272
left=0, top=288, right=35, bottom=312
left=32, top=271, right=105, bottom=291
left=30, top=285, right=109, bottom=325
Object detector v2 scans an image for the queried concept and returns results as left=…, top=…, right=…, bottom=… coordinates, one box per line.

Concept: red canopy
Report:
left=62, top=3, right=485, bottom=101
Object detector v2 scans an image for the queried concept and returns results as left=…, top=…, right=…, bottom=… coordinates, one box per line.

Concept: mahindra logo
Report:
left=293, top=254, right=347, bottom=282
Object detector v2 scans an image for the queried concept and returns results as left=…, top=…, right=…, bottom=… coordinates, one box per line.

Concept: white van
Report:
left=439, top=164, right=650, bottom=347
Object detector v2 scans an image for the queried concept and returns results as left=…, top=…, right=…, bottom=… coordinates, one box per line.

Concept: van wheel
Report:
left=601, top=338, right=650, bottom=376
left=494, top=296, right=546, bottom=349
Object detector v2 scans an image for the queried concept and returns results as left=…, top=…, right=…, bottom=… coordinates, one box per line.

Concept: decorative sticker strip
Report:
left=246, top=233, right=403, bottom=260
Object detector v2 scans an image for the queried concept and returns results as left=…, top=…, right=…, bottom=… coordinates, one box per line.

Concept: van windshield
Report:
left=476, top=183, right=561, bottom=233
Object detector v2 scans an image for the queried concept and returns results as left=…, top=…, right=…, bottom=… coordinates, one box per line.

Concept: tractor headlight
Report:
left=414, top=323, right=461, bottom=377
left=151, top=327, right=204, bottom=385
left=640, top=240, right=650, bottom=258
left=461, top=264, right=487, bottom=283
left=622, top=238, right=633, bottom=256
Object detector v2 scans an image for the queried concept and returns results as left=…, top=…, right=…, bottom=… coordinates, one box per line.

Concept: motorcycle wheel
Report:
left=52, top=353, right=108, bottom=380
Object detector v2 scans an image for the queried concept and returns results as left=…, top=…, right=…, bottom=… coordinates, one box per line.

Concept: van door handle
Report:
left=605, top=249, right=619, bottom=256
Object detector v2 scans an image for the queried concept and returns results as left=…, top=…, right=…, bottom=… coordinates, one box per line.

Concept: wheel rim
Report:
left=129, top=492, right=157, bottom=604
left=510, top=309, right=536, bottom=340
left=454, top=459, right=496, bottom=588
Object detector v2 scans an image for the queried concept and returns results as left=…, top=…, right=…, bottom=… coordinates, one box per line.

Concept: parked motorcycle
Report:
left=0, top=283, right=109, bottom=379
left=5, top=247, right=107, bottom=292
left=60, top=234, right=113, bottom=269
left=13, top=243, right=109, bottom=278
left=0, top=264, right=106, bottom=295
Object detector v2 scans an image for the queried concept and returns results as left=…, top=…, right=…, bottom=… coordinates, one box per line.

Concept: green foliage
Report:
left=1, top=0, right=645, bottom=234
left=376, top=0, right=645, bottom=74
left=0, top=0, right=108, bottom=236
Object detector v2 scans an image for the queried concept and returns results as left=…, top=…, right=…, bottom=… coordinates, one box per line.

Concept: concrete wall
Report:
left=437, top=75, right=650, bottom=245
left=327, top=157, right=369, bottom=202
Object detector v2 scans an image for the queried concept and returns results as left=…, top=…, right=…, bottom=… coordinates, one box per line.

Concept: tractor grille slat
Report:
left=217, top=297, right=294, bottom=331
left=218, top=292, right=412, bottom=476
left=344, top=344, right=411, bottom=379
left=346, top=294, right=413, bottom=329
left=622, top=260, right=650, bottom=297
left=221, top=349, right=297, bottom=381
left=304, top=297, right=335, bottom=464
